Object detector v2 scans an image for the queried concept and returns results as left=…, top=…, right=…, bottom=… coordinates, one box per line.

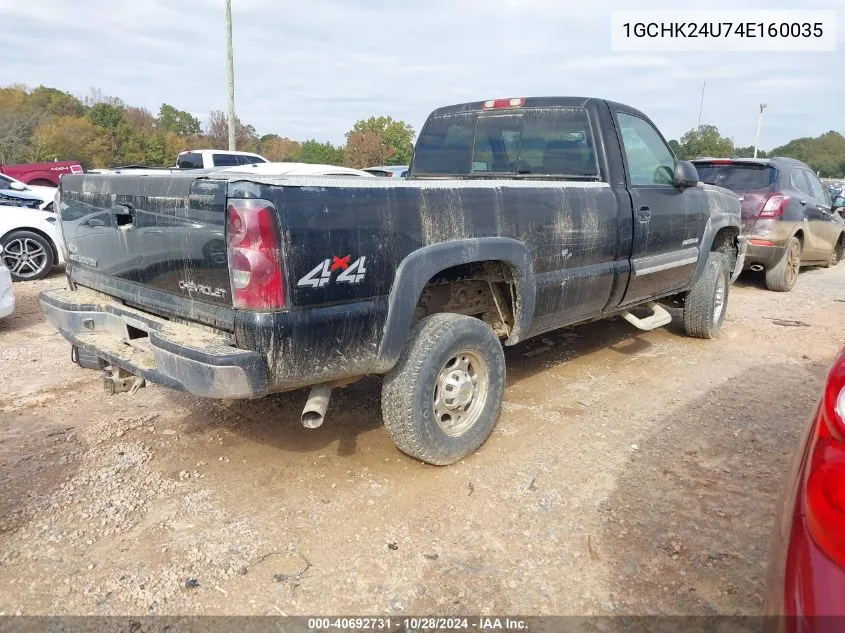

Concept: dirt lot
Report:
left=1, top=264, right=844, bottom=617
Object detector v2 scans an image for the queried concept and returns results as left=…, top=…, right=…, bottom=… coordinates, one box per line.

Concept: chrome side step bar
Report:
left=620, top=302, right=672, bottom=331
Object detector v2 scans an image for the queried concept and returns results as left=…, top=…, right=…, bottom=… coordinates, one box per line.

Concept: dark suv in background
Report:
left=693, top=157, right=845, bottom=292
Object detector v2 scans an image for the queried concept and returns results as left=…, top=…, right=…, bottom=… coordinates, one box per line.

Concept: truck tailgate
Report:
left=59, top=174, right=234, bottom=330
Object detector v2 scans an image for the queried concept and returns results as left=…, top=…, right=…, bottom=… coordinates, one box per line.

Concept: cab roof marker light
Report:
left=483, top=98, right=526, bottom=109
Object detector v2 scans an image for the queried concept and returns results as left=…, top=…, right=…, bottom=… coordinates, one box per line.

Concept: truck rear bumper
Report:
left=39, top=287, right=268, bottom=399
left=732, top=235, right=748, bottom=284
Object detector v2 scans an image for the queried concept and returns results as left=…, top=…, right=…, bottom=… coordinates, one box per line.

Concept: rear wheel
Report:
left=683, top=251, right=730, bottom=339
left=381, top=313, right=506, bottom=465
left=765, top=237, right=801, bottom=292
left=0, top=230, right=55, bottom=281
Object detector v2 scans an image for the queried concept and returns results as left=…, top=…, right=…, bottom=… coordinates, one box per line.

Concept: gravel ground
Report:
left=0, top=263, right=844, bottom=616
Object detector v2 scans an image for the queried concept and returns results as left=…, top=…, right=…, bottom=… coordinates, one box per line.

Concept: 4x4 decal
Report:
left=297, top=255, right=367, bottom=288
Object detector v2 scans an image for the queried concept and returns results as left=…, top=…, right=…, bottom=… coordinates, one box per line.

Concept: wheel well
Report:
left=793, top=230, right=804, bottom=246
left=710, top=227, right=739, bottom=253
left=27, top=179, right=56, bottom=188
left=710, top=226, right=740, bottom=269
left=1, top=227, right=58, bottom=263
left=414, top=261, right=518, bottom=338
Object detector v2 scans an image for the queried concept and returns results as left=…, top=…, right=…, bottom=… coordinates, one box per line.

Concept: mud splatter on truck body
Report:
left=42, top=97, right=742, bottom=400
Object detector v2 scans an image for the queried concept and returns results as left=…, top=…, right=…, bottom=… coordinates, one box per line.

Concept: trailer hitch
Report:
left=103, top=365, right=146, bottom=396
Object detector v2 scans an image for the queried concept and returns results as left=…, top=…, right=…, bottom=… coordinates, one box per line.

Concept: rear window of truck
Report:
left=413, top=108, right=599, bottom=179
left=694, top=162, right=777, bottom=192
left=177, top=152, right=204, bottom=169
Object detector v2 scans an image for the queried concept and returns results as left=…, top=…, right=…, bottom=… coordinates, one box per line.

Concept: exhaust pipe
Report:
left=301, top=384, right=332, bottom=429
left=750, top=264, right=764, bottom=272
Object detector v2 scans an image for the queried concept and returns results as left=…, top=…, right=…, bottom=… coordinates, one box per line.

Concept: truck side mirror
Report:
left=674, top=160, right=700, bottom=188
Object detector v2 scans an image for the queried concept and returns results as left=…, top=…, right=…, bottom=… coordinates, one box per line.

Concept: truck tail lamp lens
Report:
left=226, top=199, right=285, bottom=310
left=758, top=194, right=790, bottom=218
left=805, top=348, right=845, bottom=567
left=483, top=98, right=525, bottom=109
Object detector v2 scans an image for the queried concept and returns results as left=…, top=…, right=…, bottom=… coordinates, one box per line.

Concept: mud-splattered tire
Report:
left=381, top=313, right=505, bottom=465
left=765, top=237, right=801, bottom=292
left=683, top=251, right=730, bottom=339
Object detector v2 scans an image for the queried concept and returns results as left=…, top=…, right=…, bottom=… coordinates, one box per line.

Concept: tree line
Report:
left=0, top=85, right=415, bottom=170
left=1, top=85, right=843, bottom=177
left=668, top=124, right=845, bottom=178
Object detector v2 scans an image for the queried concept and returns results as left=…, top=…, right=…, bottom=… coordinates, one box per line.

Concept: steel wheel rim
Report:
left=786, top=242, right=800, bottom=285
left=713, top=272, right=726, bottom=322
left=433, top=349, right=488, bottom=437
left=2, top=238, right=47, bottom=279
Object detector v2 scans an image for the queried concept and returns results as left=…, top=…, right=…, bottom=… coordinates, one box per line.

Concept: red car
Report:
left=764, top=346, right=845, bottom=629
left=0, top=160, right=83, bottom=187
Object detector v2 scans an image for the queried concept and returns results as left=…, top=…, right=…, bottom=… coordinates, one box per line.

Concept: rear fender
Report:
left=376, top=238, right=535, bottom=368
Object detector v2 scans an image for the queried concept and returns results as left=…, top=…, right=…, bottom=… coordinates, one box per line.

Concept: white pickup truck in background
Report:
left=88, top=150, right=271, bottom=176
left=175, top=149, right=269, bottom=169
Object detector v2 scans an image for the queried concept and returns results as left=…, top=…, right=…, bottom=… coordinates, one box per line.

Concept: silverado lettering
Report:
left=40, top=96, right=745, bottom=465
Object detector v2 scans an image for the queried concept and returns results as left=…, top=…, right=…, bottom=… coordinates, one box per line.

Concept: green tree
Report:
left=25, top=86, right=84, bottom=118
left=299, top=139, right=344, bottom=165
left=88, top=102, right=124, bottom=130
left=732, top=145, right=768, bottom=159
left=157, top=103, right=201, bottom=136
left=668, top=139, right=683, bottom=159
left=678, top=125, right=734, bottom=160
left=343, top=116, right=414, bottom=168
left=771, top=131, right=845, bottom=177
left=32, top=116, right=116, bottom=168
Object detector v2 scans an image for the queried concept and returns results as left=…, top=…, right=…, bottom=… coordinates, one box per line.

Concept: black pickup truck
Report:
left=41, top=97, right=745, bottom=465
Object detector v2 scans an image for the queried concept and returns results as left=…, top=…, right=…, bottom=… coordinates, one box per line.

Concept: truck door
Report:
left=613, top=109, right=709, bottom=305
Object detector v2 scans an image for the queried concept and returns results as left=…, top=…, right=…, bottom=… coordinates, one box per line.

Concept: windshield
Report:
left=694, top=162, right=777, bottom=192
left=412, top=107, right=599, bottom=179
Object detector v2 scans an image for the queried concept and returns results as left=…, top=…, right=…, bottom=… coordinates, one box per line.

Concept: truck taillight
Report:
left=226, top=199, right=285, bottom=310
left=758, top=193, right=790, bottom=218
left=805, top=348, right=845, bottom=567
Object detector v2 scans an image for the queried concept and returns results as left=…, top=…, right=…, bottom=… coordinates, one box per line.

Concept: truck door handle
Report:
left=636, top=206, right=651, bottom=222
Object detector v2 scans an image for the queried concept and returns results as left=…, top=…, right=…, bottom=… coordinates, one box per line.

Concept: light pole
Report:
left=225, top=0, right=236, bottom=151
left=754, top=103, right=767, bottom=159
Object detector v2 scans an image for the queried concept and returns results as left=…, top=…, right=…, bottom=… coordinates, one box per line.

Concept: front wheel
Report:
left=683, top=251, right=730, bottom=339
left=381, top=313, right=506, bottom=465
left=0, top=230, right=55, bottom=281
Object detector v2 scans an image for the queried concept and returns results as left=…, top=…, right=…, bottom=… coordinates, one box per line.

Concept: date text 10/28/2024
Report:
left=308, top=617, right=528, bottom=631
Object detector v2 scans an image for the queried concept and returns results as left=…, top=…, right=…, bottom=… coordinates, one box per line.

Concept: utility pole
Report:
left=225, top=0, right=236, bottom=151
left=697, top=80, right=706, bottom=129
left=754, top=103, right=767, bottom=159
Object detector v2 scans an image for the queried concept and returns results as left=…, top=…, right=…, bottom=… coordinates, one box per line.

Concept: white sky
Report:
left=0, top=0, right=842, bottom=148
